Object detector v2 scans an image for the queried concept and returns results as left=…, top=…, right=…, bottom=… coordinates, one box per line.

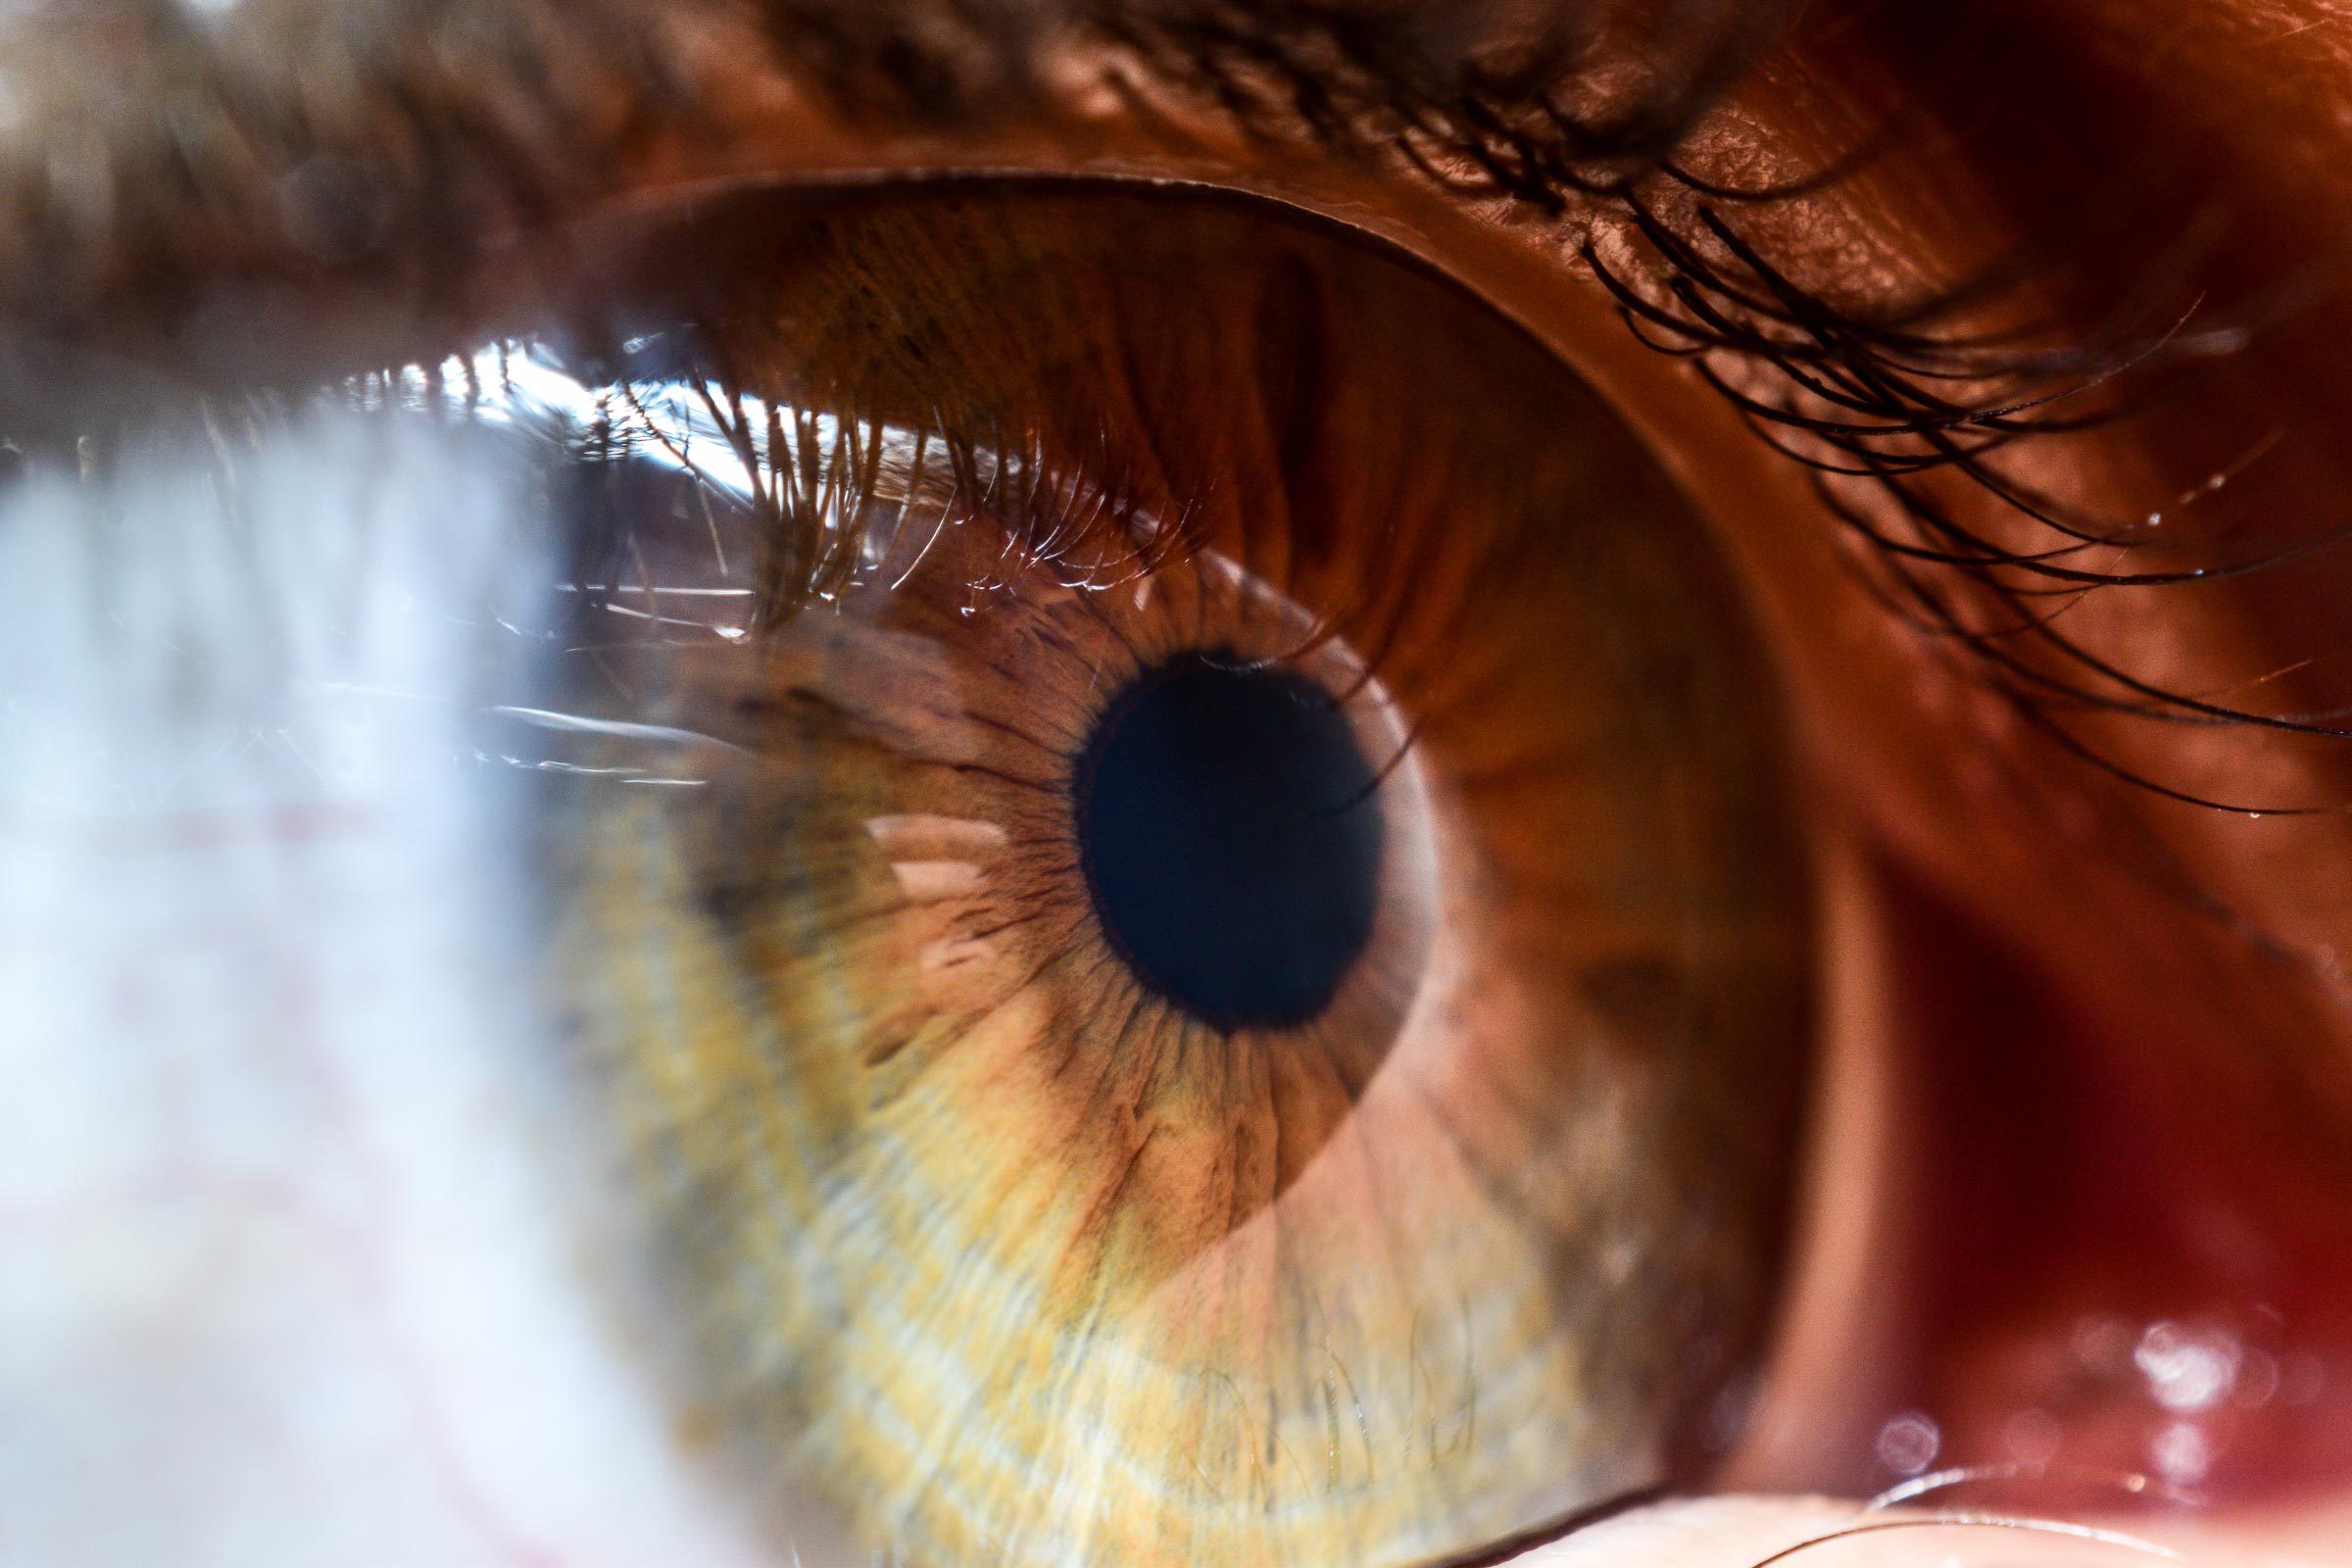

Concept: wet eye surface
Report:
left=480, top=182, right=1815, bottom=1564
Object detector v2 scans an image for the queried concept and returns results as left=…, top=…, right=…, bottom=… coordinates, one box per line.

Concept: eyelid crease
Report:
left=0, top=0, right=1793, bottom=333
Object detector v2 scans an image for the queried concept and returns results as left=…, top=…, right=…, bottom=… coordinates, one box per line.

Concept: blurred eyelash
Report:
left=558, top=366, right=1194, bottom=630
left=0, top=0, right=1789, bottom=321
left=1056, top=0, right=1795, bottom=190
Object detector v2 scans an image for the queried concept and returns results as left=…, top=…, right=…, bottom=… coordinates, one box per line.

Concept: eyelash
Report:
left=563, top=376, right=1190, bottom=633
left=749, top=0, right=2350, bottom=826
left=1577, top=177, right=2328, bottom=814
left=28, top=0, right=2320, bottom=828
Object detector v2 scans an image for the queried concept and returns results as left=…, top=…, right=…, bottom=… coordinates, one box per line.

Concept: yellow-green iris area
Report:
left=531, top=184, right=1812, bottom=1566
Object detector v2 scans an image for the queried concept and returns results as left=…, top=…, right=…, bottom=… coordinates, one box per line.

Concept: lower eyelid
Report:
left=1490, top=1493, right=2206, bottom=1566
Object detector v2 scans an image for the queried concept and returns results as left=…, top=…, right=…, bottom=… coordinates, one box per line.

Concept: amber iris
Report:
left=530, top=181, right=1812, bottom=1567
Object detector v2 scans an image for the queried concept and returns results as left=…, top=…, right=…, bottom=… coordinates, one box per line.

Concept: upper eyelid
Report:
left=20, top=0, right=2261, bottom=825
left=0, top=0, right=1784, bottom=336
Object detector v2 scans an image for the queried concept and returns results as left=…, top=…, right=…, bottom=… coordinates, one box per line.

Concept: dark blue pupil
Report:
left=1077, top=654, right=1385, bottom=1030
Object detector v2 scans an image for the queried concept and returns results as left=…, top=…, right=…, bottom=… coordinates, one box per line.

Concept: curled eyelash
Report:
left=1751, top=1514, right=2183, bottom=1564
left=569, top=389, right=1200, bottom=613
left=1428, top=1466, right=2201, bottom=1567
left=1563, top=160, right=2352, bottom=818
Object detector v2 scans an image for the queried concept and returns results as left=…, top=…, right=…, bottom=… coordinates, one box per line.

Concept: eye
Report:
left=517, top=182, right=1810, bottom=1562
left=15, top=5, right=2352, bottom=1562
left=0, top=173, right=1813, bottom=1563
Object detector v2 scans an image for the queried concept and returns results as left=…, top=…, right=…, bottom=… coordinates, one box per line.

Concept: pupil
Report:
left=1076, top=652, right=1385, bottom=1030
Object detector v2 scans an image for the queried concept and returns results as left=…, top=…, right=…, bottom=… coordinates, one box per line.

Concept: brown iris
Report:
left=522, top=182, right=1814, bottom=1567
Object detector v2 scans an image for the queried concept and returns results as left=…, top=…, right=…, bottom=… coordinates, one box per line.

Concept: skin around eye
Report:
left=517, top=183, right=1812, bottom=1566
left=1595, top=3, right=2352, bottom=1531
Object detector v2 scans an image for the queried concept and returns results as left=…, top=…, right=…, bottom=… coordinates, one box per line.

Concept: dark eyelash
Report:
left=756, top=0, right=1792, bottom=172
left=1568, top=160, right=2352, bottom=821
left=1072, top=0, right=1793, bottom=193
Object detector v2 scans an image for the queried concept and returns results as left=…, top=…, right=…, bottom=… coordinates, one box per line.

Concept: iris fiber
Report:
left=1077, top=653, right=1384, bottom=1030
left=547, top=182, right=1814, bottom=1568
